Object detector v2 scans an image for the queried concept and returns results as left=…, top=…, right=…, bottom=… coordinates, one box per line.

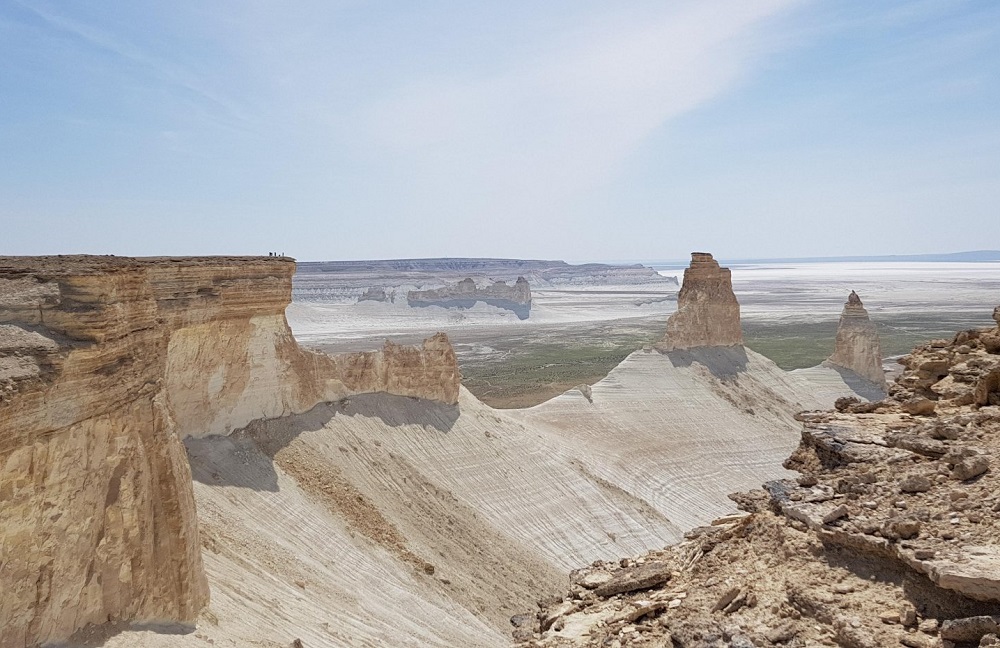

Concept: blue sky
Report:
left=1, top=0, right=998, bottom=261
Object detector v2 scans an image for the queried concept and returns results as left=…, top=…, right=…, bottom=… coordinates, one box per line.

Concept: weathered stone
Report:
left=900, top=475, right=933, bottom=493
left=822, top=504, right=850, bottom=524
left=940, top=616, right=1000, bottom=643
left=712, top=587, right=741, bottom=612
left=952, top=456, right=990, bottom=481
left=828, top=291, right=887, bottom=389
left=928, top=547, right=1000, bottom=601
left=658, top=253, right=742, bottom=351
left=881, top=517, right=921, bottom=540
left=903, top=398, right=937, bottom=416
left=575, top=571, right=612, bottom=590
left=594, top=562, right=672, bottom=598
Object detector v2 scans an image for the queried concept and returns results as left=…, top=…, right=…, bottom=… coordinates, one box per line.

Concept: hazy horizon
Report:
left=3, top=1, right=999, bottom=262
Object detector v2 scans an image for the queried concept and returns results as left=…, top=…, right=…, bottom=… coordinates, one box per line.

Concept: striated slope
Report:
left=513, top=347, right=858, bottom=534
left=0, top=256, right=460, bottom=648
left=96, top=386, right=684, bottom=648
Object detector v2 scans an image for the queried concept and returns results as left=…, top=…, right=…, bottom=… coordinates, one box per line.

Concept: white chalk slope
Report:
left=101, top=347, right=865, bottom=648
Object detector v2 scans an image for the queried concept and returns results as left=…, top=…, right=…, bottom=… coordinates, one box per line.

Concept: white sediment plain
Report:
left=722, top=261, right=1000, bottom=322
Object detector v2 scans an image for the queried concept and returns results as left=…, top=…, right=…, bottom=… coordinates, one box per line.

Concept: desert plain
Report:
left=290, top=260, right=1000, bottom=407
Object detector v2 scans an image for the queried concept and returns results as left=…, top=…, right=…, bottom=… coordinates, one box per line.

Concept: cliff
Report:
left=827, top=290, right=887, bottom=389
left=658, top=252, right=743, bottom=351
left=0, top=256, right=459, bottom=648
left=517, top=311, right=1000, bottom=648
left=407, top=277, right=532, bottom=319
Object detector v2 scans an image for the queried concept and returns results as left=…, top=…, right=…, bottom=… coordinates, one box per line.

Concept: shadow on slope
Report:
left=65, top=620, right=194, bottom=647
left=187, top=394, right=460, bottom=491
left=663, top=345, right=750, bottom=380
left=822, top=362, right=887, bottom=402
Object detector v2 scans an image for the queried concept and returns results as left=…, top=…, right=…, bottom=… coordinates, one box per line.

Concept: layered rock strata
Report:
left=659, top=253, right=743, bottom=351
left=407, top=276, right=532, bottom=319
left=517, top=312, right=1000, bottom=648
left=0, top=256, right=459, bottom=648
left=827, top=290, right=887, bottom=389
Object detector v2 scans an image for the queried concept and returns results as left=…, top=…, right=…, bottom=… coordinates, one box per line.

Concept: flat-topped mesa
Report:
left=0, top=255, right=460, bottom=648
left=658, top=252, right=743, bottom=351
left=407, top=276, right=532, bottom=319
left=827, top=290, right=886, bottom=389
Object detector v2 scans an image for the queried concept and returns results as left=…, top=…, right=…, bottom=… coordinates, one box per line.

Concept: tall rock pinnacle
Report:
left=828, top=290, right=886, bottom=389
left=659, top=252, right=743, bottom=351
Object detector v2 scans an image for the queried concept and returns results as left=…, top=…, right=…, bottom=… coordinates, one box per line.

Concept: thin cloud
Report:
left=13, top=0, right=252, bottom=127
left=371, top=0, right=803, bottom=214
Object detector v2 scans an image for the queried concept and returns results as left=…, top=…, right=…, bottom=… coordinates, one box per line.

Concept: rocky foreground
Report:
left=515, top=307, right=1000, bottom=648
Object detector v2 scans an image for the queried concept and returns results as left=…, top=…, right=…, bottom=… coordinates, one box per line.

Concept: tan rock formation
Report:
left=827, top=290, right=887, bottom=389
left=0, top=255, right=460, bottom=648
left=658, top=252, right=742, bottom=351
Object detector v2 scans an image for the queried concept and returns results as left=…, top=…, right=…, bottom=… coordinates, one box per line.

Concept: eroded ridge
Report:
left=517, top=308, right=1000, bottom=648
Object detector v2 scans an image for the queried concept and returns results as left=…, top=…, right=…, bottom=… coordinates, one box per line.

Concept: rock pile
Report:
left=517, top=308, right=1000, bottom=648
left=659, top=253, right=743, bottom=351
left=827, top=290, right=887, bottom=389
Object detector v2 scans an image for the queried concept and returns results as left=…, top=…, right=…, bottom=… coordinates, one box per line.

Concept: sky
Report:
left=1, top=0, right=998, bottom=262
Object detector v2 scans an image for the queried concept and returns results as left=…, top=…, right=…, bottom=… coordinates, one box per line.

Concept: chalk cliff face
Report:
left=827, top=290, right=886, bottom=389
left=658, top=252, right=743, bottom=351
left=407, top=276, right=532, bottom=319
left=0, top=256, right=460, bottom=648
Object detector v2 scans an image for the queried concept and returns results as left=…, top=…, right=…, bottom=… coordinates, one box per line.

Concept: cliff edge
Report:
left=0, top=255, right=460, bottom=648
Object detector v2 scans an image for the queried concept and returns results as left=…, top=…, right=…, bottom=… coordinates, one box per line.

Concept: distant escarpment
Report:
left=408, top=276, right=532, bottom=319
left=518, top=308, right=1000, bottom=648
left=0, top=256, right=459, bottom=648
left=827, top=290, right=887, bottom=389
left=658, top=252, right=743, bottom=351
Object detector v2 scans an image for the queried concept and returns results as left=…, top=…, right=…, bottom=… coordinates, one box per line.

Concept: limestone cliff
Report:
left=827, top=290, right=887, bottom=389
left=0, top=256, right=460, bottom=648
left=408, top=277, right=532, bottom=319
left=658, top=253, right=742, bottom=351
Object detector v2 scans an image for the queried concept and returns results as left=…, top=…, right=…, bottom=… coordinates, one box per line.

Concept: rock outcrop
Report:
left=0, top=255, right=460, bottom=648
left=516, top=311, right=1000, bottom=648
left=358, top=286, right=392, bottom=303
left=827, top=290, right=887, bottom=389
left=407, top=277, right=532, bottom=319
left=658, top=253, right=742, bottom=351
